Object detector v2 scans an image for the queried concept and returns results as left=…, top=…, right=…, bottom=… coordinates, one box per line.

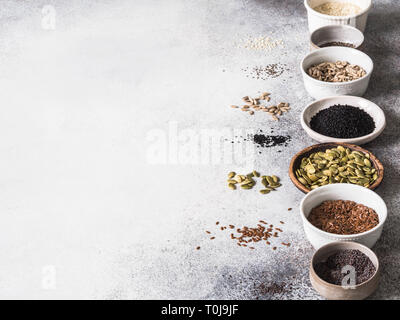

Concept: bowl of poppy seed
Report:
left=289, top=142, right=384, bottom=193
left=300, top=183, right=387, bottom=249
left=301, top=96, right=386, bottom=145
left=310, top=25, right=364, bottom=51
left=300, top=46, right=373, bottom=99
left=310, top=241, right=380, bottom=300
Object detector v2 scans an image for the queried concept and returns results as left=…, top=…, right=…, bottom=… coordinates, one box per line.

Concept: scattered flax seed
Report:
left=196, top=246, right=201, bottom=250
left=216, top=221, right=219, bottom=225
left=273, top=247, right=277, bottom=250
left=288, top=208, right=292, bottom=211
left=205, top=218, right=291, bottom=250
left=280, top=221, right=285, bottom=224
left=282, top=242, right=291, bottom=247
left=231, top=105, right=239, bottom=108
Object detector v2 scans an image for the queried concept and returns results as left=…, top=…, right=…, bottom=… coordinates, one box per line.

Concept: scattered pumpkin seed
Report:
left=227, top=171, right=282, bottom=194
left=228, top=183, right=236, bottom=190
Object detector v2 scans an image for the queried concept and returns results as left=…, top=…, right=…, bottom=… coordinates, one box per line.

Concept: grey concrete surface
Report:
left=0, top=0, right=399, bottom=299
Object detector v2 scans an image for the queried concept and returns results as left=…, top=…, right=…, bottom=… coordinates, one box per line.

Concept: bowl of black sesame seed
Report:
left=301, top=96, right=386, bottom=145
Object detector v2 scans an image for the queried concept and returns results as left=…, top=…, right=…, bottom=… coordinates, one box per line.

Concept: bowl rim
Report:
left=304, top=0, right=373, bottom=20
left=310, top=24, right=365, bottom=49
left=300, top=95, right=386, bottom=144
left=310, top=241, right=380, bottom=289
left=289, top=142, right=384, bottom=193
left=300, top=183, right=388, bottom=239
left=300, top=46, right=374, bottom=86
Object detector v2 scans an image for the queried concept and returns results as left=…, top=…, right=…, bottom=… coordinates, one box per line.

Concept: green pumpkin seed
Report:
left=228, top=172, right=236, bottom=179
left=296, top=147, right=377, bottom=190
left=298, top=177, right=308, bottom=185
left=235, top=176, right=243, bottom=183
left=266, top=176, right=275, bottom=185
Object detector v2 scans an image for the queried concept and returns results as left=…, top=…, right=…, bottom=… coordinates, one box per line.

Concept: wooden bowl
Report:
left=289, top=142, right=384, bottom=193
left=310, top=241, right=380, bottom=300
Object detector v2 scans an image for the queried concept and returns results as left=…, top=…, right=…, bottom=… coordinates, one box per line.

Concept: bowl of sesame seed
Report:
left=304, top=0, right=372, bottom=33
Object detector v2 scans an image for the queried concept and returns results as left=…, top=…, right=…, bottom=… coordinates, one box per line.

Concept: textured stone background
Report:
left=0, top=0, right=398, bottom=299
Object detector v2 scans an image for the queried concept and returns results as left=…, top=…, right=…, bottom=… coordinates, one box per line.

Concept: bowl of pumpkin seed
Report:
left=289, top=143, right=383, bottom=193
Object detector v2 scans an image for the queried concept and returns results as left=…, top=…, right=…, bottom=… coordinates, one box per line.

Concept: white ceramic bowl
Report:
left=300, top=184, right=387, bottom=249
left=300, top=47, right=373, bottom=99
left=301, top=96, right=386, bottom=145
left=310, top=25, right=364, bottom=51
left=304, top=0, right=372, bottom=33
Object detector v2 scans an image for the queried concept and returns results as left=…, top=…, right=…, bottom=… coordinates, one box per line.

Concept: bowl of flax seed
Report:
left=299, top=183, right=387, bottom=249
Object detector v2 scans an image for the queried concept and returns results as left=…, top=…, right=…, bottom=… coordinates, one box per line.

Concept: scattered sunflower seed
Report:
left=230, top=92, right=291, bottom=120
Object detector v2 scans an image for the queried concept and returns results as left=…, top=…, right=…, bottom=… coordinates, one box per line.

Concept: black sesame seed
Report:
left=309, top=104, right=375, bottom=139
